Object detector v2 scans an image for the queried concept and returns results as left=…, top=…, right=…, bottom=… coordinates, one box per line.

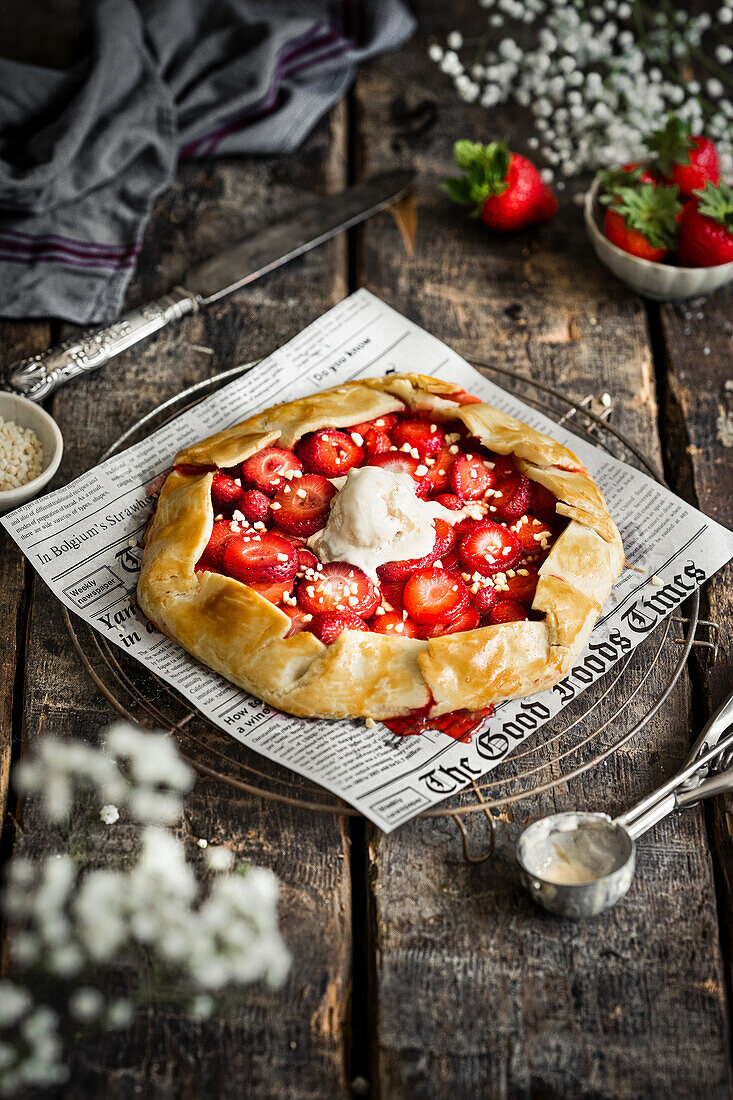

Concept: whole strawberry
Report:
left=602, top=183, right=682, bottom=261
left=646, top=115, right=720, bottom=200
left=677, top=181, right=733, bottom=268
left=443, top=140, right=557, bottom=231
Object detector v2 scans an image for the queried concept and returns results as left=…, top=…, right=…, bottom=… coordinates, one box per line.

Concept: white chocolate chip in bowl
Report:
left=0, top=393, right=64, bottom=513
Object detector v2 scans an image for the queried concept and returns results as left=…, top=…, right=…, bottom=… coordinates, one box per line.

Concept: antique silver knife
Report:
left=2, top=169, right=414, bottom=402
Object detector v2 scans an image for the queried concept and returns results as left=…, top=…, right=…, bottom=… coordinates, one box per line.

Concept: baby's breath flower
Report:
left=430, top=0, right=733, bottom=178
left=190, top=995, right=214, bottom=1019
left=1, top=725, right=289, bottom=1086
left=0, top=984, right=31, bottom=1028
left=206, top=847, right=235, bottom=872
left=105, top=999, right=133, bottom=1028
left=68, top=988, right=104, bottom=1023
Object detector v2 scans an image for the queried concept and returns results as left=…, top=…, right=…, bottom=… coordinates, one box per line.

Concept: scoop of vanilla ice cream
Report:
left=310, top=465, right=459, bottom=580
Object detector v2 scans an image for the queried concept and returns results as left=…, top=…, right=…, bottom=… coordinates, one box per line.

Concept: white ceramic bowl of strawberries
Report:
left=584, top=117, right=733, bottom=301
left=585, top=177, right=733, bottom=302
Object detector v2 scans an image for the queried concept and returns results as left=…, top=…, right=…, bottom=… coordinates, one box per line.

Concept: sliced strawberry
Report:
left=441, top=544, right=461, bottom=573
left=489, top=453, right=516, bottom=479
left=175, top=462, right=215, bottom=477
left=501, top=564, right=539, bottom=605
left=442, top=387, right=482, bottom=406
left=433, top=492, right=463, bottom=511
left=309, top=611, right=369, bottom=645
left=493, top=473, right=531, bottom=521
left=452, top=515, right=478, bottom=541
left=422, top=603, right=480, bottom=637
left=296, top=547, right=319, bottom=573
left=362, top=428, right=392, bottom=458
left=529, top=481, right=557, bottom=521
left=488, top=600, right=528, bottom=625
left=272, top=474, right=336, bottom=537
left=297, top=562, right=379, bottom=618
left=470, top=584, right=498, bottom=617
left=402, top=568, right=470, bottom=627
left=197, top=520, right=238, bottom=573
left=347, top=413, right=400, bottom=436
left=376, top=519, right=451, bottom=583
left=390, top=418, right=445, bottom=457
left=379, top=576, right=406, bottom=611
left=211, top=471, right=243, bottom=513
left=297, top=429, right=364, bottom=477
left=371, top=612, right=420, bottom=638
left=459, top=520, right=521, bottom=576
left=240, top=489, right=270, bottom=525
left=365, top=450, right=425, bottom=487
left=247, top=579, right=294, bottom=605
left=431, top=519, right=457, bottom=563
left=420, top=447, right=455, bottom=495
left=450, top=453, right=495, bottom=500
left=281, top=604, right=311, bottom=636
left=279, top=532, right=308, bottom=549
left=241, top=447, right=303, bottom=496
left=514, top=515, right=554, bottom=554
left=222, top=531, right=298, bottom=585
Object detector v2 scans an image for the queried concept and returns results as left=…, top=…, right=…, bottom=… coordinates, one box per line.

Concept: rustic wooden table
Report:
left=2, top=3, right=732, bottom=1097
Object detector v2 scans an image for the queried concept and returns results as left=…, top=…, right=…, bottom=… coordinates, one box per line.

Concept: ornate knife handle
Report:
left=2, top=287, right=200, bottom=402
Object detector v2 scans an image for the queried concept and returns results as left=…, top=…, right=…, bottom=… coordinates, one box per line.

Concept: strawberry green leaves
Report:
left=694, top=181, right=733, bottom=231
left=608, top=183, right=682, bottom=250
left=443, top=140, right=511, bottom=216
left=598, top=165, right=647, bottom=196
left=645, top=115, right=694, bottom=177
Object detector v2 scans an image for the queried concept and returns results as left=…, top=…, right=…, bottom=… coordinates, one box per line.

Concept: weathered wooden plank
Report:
left=0, top=324, right=51, bottom=836
left=12, top=105, right=354, bottom=1097
left=355, top=4, right=732, bottom=1096
left=658, top=287, right=733, bottom=1021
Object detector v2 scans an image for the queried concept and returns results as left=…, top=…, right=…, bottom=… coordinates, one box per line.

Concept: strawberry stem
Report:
left=442, top=140, right=511, bottom=217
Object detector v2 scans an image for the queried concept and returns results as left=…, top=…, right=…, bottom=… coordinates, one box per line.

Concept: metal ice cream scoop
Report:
left=517, top=689, right=733, bottom=918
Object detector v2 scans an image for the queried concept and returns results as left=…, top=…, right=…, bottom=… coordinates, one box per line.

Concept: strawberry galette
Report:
left=138, top=374, right=623, bottom=722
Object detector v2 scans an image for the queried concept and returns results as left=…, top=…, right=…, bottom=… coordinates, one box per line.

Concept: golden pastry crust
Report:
left=138, top=373, right=624, bottom=719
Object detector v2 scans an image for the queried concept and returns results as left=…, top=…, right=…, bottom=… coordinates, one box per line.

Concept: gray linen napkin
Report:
left=0, top=0, right=414, bottom=323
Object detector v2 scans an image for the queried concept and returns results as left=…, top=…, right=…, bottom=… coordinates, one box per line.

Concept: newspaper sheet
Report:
left=4, top=290, right=733, bottom=831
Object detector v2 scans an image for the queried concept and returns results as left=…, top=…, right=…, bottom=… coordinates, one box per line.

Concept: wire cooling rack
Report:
left=62, top=360, right=712, bottom=852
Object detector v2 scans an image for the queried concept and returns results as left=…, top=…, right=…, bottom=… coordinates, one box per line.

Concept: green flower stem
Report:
left=688, top=43, right=733, bottom=90
left=632, top=0, right=647, bottom=43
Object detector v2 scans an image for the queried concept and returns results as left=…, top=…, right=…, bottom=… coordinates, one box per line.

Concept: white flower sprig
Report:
left=0, top=724, right=290, bottom=1095
left=15, top=722, right=194, bottom=825
left=429, top=0, right=733, bottom=187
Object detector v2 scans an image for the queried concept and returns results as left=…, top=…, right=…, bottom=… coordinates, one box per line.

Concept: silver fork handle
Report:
left=1, top=286, right=199, bottom=402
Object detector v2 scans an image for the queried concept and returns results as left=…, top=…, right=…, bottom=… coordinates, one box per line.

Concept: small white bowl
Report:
left=584, top=175, right=733, bottom=302
left=0, top=393, right=63, bottom=514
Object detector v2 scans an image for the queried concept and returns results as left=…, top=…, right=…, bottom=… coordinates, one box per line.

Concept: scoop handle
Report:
left=676, top=769, right=733, bottom=808
left=683, top=688, right=733, bottom=772
left=615, top=716, right=733, bottom=839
